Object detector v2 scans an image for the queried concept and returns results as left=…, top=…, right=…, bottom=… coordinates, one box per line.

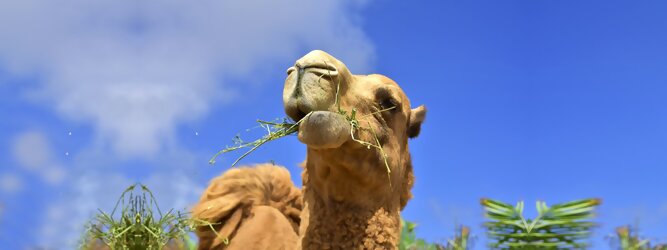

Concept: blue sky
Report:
left=1, top=0, right=666, bottom=249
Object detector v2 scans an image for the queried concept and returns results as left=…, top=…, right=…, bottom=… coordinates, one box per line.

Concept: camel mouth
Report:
left=293, top=107, right=309, bottom=122
left=286, top=103, right=352, bottom=149
left=285, top=101, right=317, bottom=122
left=297, top=111, right=351, bottom=149
left=295, top=101, right=317, bottom=121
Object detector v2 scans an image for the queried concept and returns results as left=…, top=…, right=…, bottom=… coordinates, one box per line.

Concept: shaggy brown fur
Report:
left=192, top=164, right=302, bottom=249
left=193, top=50, right=427, bottom=250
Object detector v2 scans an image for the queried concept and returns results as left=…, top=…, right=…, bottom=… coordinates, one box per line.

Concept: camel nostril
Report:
left=286, top=66, right=296, bottom=75
left=294, top=60, right=338, bottom=75
left=287, top=65, right=307, bottom=75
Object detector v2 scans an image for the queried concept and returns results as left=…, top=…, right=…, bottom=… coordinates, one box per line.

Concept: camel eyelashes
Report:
left=375, top=88, right=399, bottom=112
left=378, top=98, right=398, bottom=111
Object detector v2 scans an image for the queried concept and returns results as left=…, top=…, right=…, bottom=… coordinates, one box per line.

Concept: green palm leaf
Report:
left=481, top=198, right=600, bottom=250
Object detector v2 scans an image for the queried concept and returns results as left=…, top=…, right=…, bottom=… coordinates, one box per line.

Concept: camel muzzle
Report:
left=283, top=51, right=346, bottom=123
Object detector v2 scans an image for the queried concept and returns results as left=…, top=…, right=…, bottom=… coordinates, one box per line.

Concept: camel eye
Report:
left=375, top=88, right=399, bottom=112
left=379, top=98, right=398, bottom=111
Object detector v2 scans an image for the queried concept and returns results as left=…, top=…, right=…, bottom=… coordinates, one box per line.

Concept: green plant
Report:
left=609, top=225, right=667, bottom=250
left=81, top=184, right=214, bottom=250
left=399, top=218, right=445, bottom=250
left=208, top=117, right=301, bottom=167
left=444, top=226, right=472, bottom=250
left=481, top=198, right=600, bottom=249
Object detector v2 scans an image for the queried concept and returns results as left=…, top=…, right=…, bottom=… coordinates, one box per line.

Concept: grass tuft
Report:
left=80, top=184, right=218, bottom=250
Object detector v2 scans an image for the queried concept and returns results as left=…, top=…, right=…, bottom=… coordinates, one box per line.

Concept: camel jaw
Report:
left=297, top=111, right=351, bottom=149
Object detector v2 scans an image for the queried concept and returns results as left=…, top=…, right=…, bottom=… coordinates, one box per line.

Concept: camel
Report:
left=192, top=50, right=427, bottom=250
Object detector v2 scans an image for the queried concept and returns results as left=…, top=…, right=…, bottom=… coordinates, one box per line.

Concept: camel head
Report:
left=283, top=50, right=426, bottom=209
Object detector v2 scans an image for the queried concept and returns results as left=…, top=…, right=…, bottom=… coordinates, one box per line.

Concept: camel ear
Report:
left=407, top=105, right=427, bottom=138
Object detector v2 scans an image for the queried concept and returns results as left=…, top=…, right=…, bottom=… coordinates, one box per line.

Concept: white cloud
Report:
left=0, top=173, right=24, bottom=194
left=0, top=0, right=375, bottom=158
left=11, top=131, right=52, bottom=172
left=42, top=164, right=66, bottom=185
left=11, top=131, right=67, bottom=185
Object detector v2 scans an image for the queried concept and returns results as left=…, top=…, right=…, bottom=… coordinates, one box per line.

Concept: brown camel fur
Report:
left=192, top=50, right=427, bottom=250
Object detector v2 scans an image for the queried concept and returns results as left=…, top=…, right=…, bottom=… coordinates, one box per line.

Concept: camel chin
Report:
left=297, top=111, right=350, bottom=149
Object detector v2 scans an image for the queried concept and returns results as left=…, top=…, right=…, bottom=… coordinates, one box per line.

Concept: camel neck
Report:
left=299, top=187, right=401, bottom=250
